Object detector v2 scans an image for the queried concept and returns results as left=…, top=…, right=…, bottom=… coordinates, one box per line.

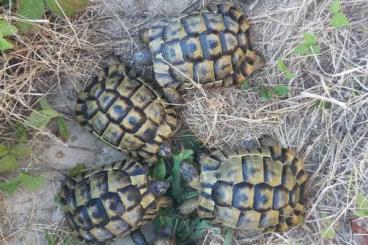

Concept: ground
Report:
left=0, top=0, right=367, bottom=244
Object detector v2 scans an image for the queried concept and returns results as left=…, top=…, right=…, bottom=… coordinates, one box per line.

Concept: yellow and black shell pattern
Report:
left=59, top=160, right=161, bottom=243
left=143, top=3, right=260, bottom=101
left=75, top=64, right=178, bottom=162
left=197, top=146, right=308, bottom=232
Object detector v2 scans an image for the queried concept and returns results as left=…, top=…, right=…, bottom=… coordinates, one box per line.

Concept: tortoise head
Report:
left=180, top=161, right=201, bottom=190
left=149, top=180, right=170, bottom=196
left=133, top=47, right=153, bottom=65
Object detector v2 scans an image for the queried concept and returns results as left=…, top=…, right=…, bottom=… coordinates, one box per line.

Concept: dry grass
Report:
left=0, top=1, right=106, bottom=136
left=0, top=0, right=367, bottom=244
left=182, top=0, right=368, bottom=244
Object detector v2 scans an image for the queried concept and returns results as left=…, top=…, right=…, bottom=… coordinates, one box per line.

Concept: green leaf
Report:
left=260, top=87, right=272, bottom=101
left=0, top=154, right=18, bottom=174
left=45, top=0, right=89, bottom=17
left=57, top=117, right=70, bottom=141
left=174, top=150, right=194, bottom=162
left=0, top=20, right=18, bottom=37
left=0, top=144, right=9, bottom=158
left=0, top=0, right=13, bottom=5
left=153, top=158, right=166, bottom=180
left=294, top=33, right=320, bottom=55
left=153, top=209, right=176, bottom=230
left=181, top=191, right=199, bottom=200
left=15, top=124, right=28, bottom=140
left=0, top=178, right=22, bottom=194
left=285, top=71, right=297, bottom=80
left=39, top=97, right=52, bottom=109
left=276, top=59, right=297, bottom=80
left=61, top=235, right=81, bottom=245
left=354, top=192, right=368, bottom=217
left=276, top=59, right=288, bottom=72
left=241, top=79, right=249, bottom=90
left=26, top=108, right=60, bottom=129
left=294, top=44, right=309, bottom=55
left=322, top=226, right=336, bottom=239
left=45, top=231, right=57, bottom=245
left=330, top=0, right=342, bottom=14
left=0, top=36, right=14, bottom=51
left=314, top=100, right=332, bottom=109
left=272, top=85, right=289, bottom=97
left=18, top=172, right=45, bottom=191
left=191, top=220, right=211, bottom=240
left=170, top=151, right=193, bottom=202
left=223, top=228, right=234, bottom=245
left=16, top=0, right=45, bottom=32
left=331, top=12, right=350, bottom=29
left=304, top=32, right=317, bottom=45
left=10, top=143, right=32, bottom=158
left=68, top=163, right=86, bottom=177
left=44, top=231, right=80, bottom=245
left=179, top=132, right=202, bottom=153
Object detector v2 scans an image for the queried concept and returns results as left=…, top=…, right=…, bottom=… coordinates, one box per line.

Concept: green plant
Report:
left=153, top=158, right=166, bottom=180
left=223, top=228, right=234, bottom=245
left=330, top=0, right=350, bottom=29
left=241, top=79, right=249, bottom=90
left=354, top=192, right=368, bottom=218
left=276, top=59, right=297, bottom=80
left=68, top=163, right=86, bottom=177
left=322, top=223, right=336, bottom=239
left=45, top=0, right=89, bottom=17
left=0, top=172, right=45, bottom=194
left=260, top=85, right=289, bottom=101
left=314, top=99, right=332, bottom=109
left=0, top=142, right=31, bottom=174
left=16, top=0, right=45, bottom=32
left=152, top=146, right=236, bottom=243
left=179, top=131, right=203, bottom=154
left=45, top=231, right=81, bottom=245
left=153, top=208, right=220, bottom=245
left=25, top=97, right=70, bottom=141
left=169, top=149, right=194, bottom=203
left=294, top=32, right=320, bottom=55
left=0, top=20, right=18, bottom=51
left=0, top=0, right=89, bottom=33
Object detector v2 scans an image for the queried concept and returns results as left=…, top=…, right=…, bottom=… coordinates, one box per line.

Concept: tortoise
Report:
left=58, top=159, right=171, bottom=244
left=75, top=64, right=179, bottom=163
left=179, top=141, right=309, bottom=232
left=133, top=3, right=264, bottom=103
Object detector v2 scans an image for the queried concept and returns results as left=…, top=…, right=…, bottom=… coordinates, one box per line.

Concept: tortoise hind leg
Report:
left=231, top=52, right=264, bottom=87
left=234, top=51, right=265, bottom=85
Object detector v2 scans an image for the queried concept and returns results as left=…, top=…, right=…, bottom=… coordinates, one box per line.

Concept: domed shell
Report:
left=140, top=3, right=261, bottom=102
left=197, top=146, right=308, bottom=232
left=58, top=160, right=162, bottom=243
left=75, top=64, right=178, bottom=163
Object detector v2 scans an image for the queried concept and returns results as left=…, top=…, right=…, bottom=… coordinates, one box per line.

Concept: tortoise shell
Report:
left=140, top=3, right=261, bottom=102
left=59, top=160, right=162, bottom=243
left=75, top=64, right=178, bottom=162
left=197, top=145, right=308, bottom=232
